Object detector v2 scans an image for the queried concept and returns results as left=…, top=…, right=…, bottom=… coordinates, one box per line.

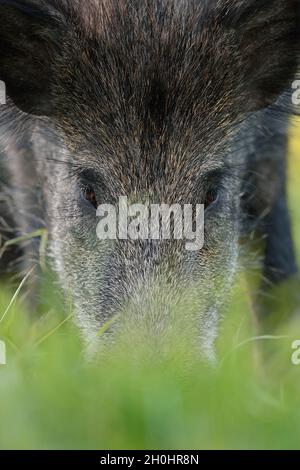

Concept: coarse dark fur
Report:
left=0, top=0, right=299, bottom=357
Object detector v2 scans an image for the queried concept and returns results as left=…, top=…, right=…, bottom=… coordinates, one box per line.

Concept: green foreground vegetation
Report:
left=0, top=122, right=300, bottom=450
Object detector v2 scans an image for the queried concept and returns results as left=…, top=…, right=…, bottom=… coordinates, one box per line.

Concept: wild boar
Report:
left=0, top=0, right=299, bottom=357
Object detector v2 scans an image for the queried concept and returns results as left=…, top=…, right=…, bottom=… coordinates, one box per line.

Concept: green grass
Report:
left=0, top=126, right=300, bottom=450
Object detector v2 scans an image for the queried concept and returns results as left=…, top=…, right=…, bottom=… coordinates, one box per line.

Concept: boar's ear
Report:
left=0, top=0, right=65, bottom=116
left=223, top=0, right=300, bottom=110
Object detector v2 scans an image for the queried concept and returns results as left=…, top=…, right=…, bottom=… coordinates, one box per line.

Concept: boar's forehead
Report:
left=53, top=1, right=244, bottom=184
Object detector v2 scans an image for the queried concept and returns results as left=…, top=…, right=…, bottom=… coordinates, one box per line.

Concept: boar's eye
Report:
left=83, top=186, right=99, bottom=209
left=79, top=170, right=101, bottom=210
left=204, top=189, right=219, bottom=211
left=202, top=168, right=224, bottom=211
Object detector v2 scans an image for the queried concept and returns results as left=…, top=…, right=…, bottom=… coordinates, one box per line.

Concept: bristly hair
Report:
left=0, top=0, right=299, bottom=155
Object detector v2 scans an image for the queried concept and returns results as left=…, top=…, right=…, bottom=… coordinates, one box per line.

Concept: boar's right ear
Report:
left=0, top=0, right=65, bottom=116
left=222, top=0, right=300, bottom=110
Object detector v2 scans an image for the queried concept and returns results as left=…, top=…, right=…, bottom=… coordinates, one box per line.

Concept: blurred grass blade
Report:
left=235, top=335, right=290, bottom=350
left=1, top=229, right=45, bottom=249
left=35, top=312, right=74, bottom=347
left=0, top=229, right=48, bottom=271
left=96, top=315, right=119, bottom=337
left=0, top=267, right=34, bottom=325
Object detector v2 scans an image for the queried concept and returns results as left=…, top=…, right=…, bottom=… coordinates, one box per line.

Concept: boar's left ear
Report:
left=223, top=0, right=300, bottom=110
left=0, top=0, right=66, bottom=116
